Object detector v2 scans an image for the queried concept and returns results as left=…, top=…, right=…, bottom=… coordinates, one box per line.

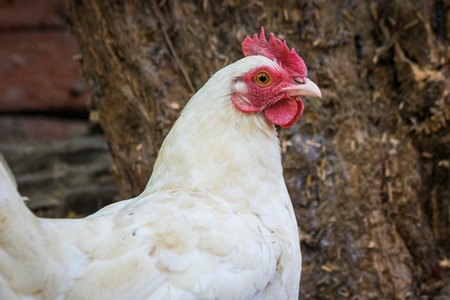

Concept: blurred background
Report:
left=0, top=0, right=118, bottom=218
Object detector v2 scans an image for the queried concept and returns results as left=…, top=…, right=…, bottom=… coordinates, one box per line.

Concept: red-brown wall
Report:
left=0, top=0, right=90, bottom=142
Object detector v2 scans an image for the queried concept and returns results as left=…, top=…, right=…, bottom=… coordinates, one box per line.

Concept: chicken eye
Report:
left=255, top=72, right=271, bottom=86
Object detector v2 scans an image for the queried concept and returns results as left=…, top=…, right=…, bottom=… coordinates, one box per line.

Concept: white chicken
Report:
left=0, top=28, right=321, bottom=299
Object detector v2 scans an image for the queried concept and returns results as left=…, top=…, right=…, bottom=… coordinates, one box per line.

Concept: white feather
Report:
left=0, top=55, right=301, bottom=299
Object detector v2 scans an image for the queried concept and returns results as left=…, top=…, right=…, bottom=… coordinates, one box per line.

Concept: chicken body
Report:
left=0, top=50, right=318, bottom=299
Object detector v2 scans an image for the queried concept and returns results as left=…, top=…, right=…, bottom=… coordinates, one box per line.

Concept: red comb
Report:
left=242, top=27, right=307, bottom=78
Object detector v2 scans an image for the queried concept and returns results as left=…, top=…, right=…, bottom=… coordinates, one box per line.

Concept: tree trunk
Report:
left=66, top=0, right=450, bottom=298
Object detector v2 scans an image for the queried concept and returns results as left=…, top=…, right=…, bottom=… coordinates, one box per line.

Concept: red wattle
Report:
left=264, top=98, right=304, bottom=128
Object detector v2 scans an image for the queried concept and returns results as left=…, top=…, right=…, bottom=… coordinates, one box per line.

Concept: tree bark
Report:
left=66, top=0, right=450, bottom=298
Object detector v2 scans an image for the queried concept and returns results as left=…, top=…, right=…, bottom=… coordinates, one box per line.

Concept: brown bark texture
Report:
left=66, top=0, right=450, bottom=298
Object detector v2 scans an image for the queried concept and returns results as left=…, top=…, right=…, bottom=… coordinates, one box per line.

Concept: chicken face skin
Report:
left=231, top=65, right=320, bottom=128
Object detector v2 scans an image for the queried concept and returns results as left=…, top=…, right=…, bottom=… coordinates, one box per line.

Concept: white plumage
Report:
left=0, top=46, right=320, bottom=299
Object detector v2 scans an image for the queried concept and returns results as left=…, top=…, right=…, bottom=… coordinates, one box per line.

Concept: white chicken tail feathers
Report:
left=0, top=154, right=37, bottom=244
left=0, top=152, right=32, bottom=218
left=0, top=153, right=51, bottom=298
left=0, top=151, right=36, bottom=240
left=0, top=153, right=17, bottom=190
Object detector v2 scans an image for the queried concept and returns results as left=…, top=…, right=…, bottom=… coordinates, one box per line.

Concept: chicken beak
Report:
left=282, top=78, right=322, bottom=98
